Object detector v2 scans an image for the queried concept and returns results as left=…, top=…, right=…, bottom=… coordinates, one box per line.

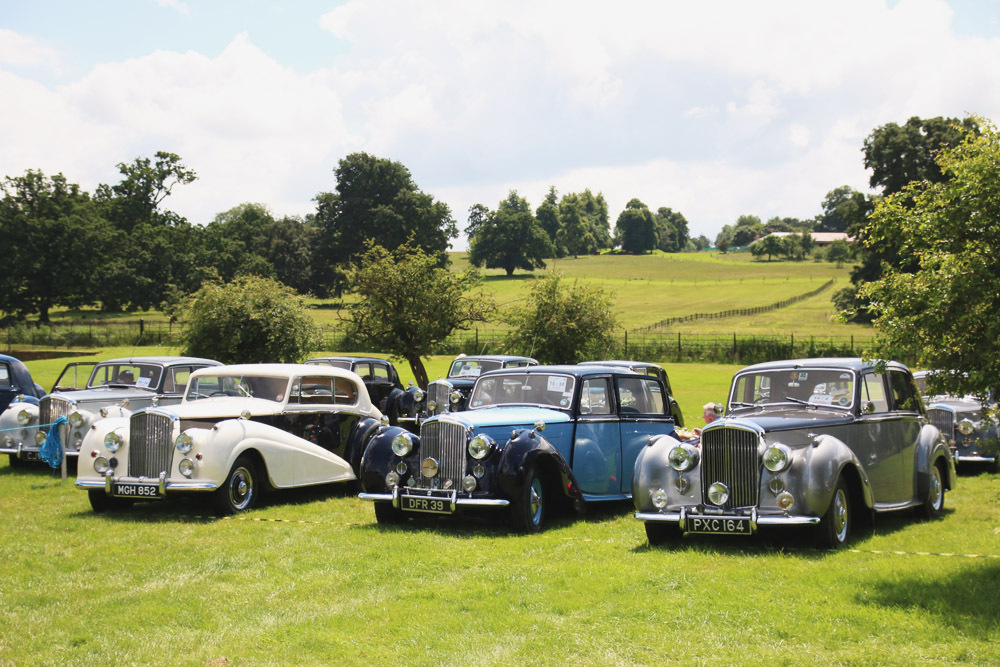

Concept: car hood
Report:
left=439, top=377, right=477, bottom=389
left=433, top=406, right=571, bottom=429
left=713, top=408, right=855, bottom=433
left=148, top=397, right=285, bottom=420
left=928, top=399, right=982, bottom=415
left=47, top=387, right=157, bottom=405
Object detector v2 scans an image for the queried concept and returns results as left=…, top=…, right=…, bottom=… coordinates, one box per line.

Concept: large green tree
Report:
left=816, top=186, right=871, bottom=233
left=614, top=198, right=656, bottom=254
left=0, top=170, right=113, bottom=322
left=341, top=242, right=495, bottom=388
left=535, top=186, right=562, bottom=254
left=859, top=118, right=999, bottom=398
left=505, top=273, right=618, bottom=364
left=653, top=207, right=690, bottom=252
left=467, top=191, right=555, bottom=276
left=312, top=153, right=457, bottom=296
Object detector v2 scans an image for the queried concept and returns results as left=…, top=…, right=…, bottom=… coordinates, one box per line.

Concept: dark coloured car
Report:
left=581, top=360, right=684, bottom=427
left=0, top=354, right=45, bottom=415
left=915, top=370, right=999, bottom=472
left=360, top=364, right=676, bottom=531
left=420, top=354, right=538, bottom=419
left=634, top=358, right=955, bottom=548
left=1, top=356, right=219, bottom=466
left=306, top=356, right=421, bottom=427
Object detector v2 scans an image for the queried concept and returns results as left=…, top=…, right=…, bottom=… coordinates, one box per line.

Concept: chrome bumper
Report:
left=954, top=454, right=997, bottom=463
left=359, top=486, right=510, bottom=510
left=636, top=507, right=820, bottom=530
left=75, top=472, right=217, bottom=494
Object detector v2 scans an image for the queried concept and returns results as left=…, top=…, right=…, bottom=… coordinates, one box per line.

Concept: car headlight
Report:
left=667, top=443, right=699, bottom=471
left=762, top=443, right=792, bottom=473
left=104, top=431, right=123, bottom=453
left=392, top=432, right=414, bottom=457
left=449, top=390, right=462, bottom=405
left=175, top=432, right=193, bottom=455
left=99, top=407, right=110, bottom=418
left=17, top=409, right=33, bottom=426
left=427, top=399, right=437, bottom=412
left=413, top=388, right=425, bottom=403
left=68, top=411, right=85, bottom=428
left=94, top=457, right=110, bottom=474
left=707, top=482, right=729, bottom=506
left=35, top=431, right=47, bottom=446
left=958, top=419, right=975, bottom=436
left=179, top=458, right=195, bottom=477
left=468, top=434, right=494, bottom=460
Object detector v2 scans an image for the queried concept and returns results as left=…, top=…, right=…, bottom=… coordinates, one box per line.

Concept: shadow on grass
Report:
left=861, top=561, right=1000, bottom=631
left=481, top=274, right=537, bottom=283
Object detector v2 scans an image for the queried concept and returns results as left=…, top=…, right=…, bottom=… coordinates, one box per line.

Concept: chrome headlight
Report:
left=958, top=419, right=975, bottom=436
left=99, top=407, right=110, bottom=418
left=385, top=471, right=400, bottom=487
left=462, top=474, right=477, bottom=492
left=651, top=487, right=668, bottom=509
left=174, top=432, right=193, bottom=455
left=421, top=457, right=439, bottom=478
left=94, top=457, right=110, bottom=474
left=104, top=431, right=123, bottom=453
left=179, top=458, right=195, bottom=477
left=667, top=443, right=699, bottom=471
left=16, top=409, right=32, bottom=426
left=13, top=394, right=26, bottom=403
left=707, top=482, right=729, bottom=506
left=762, top=443, right=792, bottom=473
left=35, top=431, right=47, bottom=446
left=68, top=411, right=85, bottom=428
left=449, top=390, right=462, bottom=405
left=413, top=388, right=425, bottom=403
left=3, top=436, right=12, bottom=447
left=391, top=432, right=414, bottom=457
left=468, top=434, right=494, bottom=460
left=427, top=399, right=437, bottom=412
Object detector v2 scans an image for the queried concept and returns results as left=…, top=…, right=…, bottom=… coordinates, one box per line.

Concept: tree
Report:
left=556, top=193, right=597, bottom=257
left=0, top=170, right=113, bottom=322
left=341, top=242, right=495, bottom=388
left=653, top=207, right=690, bottom=252
left=535, top=186, right=562, bottom=253
left=181, top=276, right=321, bottom=364
left=312, top=153, right=457, bottom=296
left=730, top=214, right=763, bottom=247
left=505, top=273, right=618, bottom=364
left=468, top=192, right=555, bottom=276
left=816, top=186, right=871, bottom=233
left=614, top=198, right=656, bottom=254
left=858, top=117, right=998, bottom=398
left=749, top=234, right=783, bottom=261
left=826, top=239, right=851, bottom=268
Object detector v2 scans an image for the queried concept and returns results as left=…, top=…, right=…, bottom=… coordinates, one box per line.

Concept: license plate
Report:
left=113, top=483, right=161, bottom=498
left=22, top=451, right=40, bottom=462
left=401, top=495, right=453, bottom=514
left=686, top=516, right=752, bottom=535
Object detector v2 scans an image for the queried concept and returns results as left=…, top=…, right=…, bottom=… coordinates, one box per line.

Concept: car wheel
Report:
left=213, top=456, right=259, bottom=515
left=511, top=464, right=545, bottom=533
left=645, top=521, right=679, bottom=546
left=919, top=462, right=945, bottom=519
left=374, top=501, right=406, bottom=524
left=88, top=489, right=134, bottom=513
left=816, top=476, right=851, bottom=549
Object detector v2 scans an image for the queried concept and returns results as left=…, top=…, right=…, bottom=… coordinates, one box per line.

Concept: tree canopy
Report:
left=858, top=117, right=998, bottom=398
left=614, top=198, right=656, bottom=254
left=467, top=191, right=555, bottom=276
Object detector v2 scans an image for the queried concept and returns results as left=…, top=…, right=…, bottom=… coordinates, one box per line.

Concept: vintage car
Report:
left=915, top=370, right=999, bottom=472
left=419, top=354, right=538, bottom=419
left=359, top=364, right=676, bottom=531
left=634, top=358, right=955, bottom=549
left=0, top=353, right=45, bottom=413
left=76, top=364, right=384, bottom=514
left=306, top=356, right=421, bottom=427
left=1, top=356, right=219, bottom=466
left=581, top=360, right=684, bottom=427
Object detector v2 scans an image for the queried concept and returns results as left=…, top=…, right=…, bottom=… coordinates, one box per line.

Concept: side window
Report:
left=164, top=367, right=193, bottom=394
left=0, top=363, right=11, bottom=389
left=617, top=377, right=666, bottom=415
left=861, top=373, right=890, bottom=413
left=372, top=364, right=390, bottom=382
left=354, top=363, right=373, bottom=381
left=888, top=370, right=919, bottom=412
left=294, top=377, right=335, bottom=404
left=334, top=377, right=359, bottom=405
left=579, top=378, right=612, bottom=415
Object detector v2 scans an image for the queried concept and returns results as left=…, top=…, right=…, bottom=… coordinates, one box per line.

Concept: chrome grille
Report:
left=701, top=426, right=760, bottom=509
left=927, top=408, right=954, bottom=436
left=427, top=380, right=453, bottom=416
left=414, top=420, right=467, bottom=488
left=41, top=397, right=72, bottom=425
left=128, top=412, right=175, bottom=478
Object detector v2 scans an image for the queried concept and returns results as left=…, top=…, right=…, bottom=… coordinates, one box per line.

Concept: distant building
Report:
left=766, top=232, right=851, bottom=247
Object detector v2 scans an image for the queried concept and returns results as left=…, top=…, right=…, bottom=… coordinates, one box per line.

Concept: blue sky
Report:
left=2, top=0, right=999, bottom=245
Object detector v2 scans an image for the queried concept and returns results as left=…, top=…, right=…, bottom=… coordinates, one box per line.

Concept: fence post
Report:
left=60, top=420, right=68, bottom=482
left=790, top=333, right=794, bottom=356
left=624, top=330, right=628, bottom=357
left=677, top=332, right=681, bottom=357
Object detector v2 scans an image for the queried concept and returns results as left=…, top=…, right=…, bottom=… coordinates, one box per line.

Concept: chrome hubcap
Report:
left=833, top=489, right=848, bottom=542
left=230, top=468, right=253, bottom=510
left=930, top=468, right=942, bottom=509
left=529, top=478, right=543, bottom=525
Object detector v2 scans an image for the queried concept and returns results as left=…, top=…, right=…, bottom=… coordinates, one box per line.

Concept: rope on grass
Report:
left=848, top=548, right=1000, bottom=559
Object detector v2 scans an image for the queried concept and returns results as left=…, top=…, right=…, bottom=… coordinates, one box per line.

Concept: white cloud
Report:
left=0, top=28, right=60, bottom=70
left=157, top=0, right=190, bottom=16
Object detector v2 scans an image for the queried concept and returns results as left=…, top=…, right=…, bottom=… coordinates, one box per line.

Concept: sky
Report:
left=2, top=0, right=1000, bottom=248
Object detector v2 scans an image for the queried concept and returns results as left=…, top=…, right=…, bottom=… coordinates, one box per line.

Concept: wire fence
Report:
left=2, top=320, right=874, bottom=366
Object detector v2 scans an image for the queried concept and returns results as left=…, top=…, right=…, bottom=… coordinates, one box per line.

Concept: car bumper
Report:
left=636, top=507, right=820, bottom=531
left=75, top=473, right=218, bottom=495
left=1, top=444, right=80, bottom=459
left=359, top=486, right=510, bottom=510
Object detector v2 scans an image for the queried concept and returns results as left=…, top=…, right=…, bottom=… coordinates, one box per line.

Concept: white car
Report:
left=76, top=364, right=384, bottom=514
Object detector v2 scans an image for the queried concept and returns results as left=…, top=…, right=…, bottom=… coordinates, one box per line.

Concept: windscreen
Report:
left=88, top=363, right=162, bottom=389
left=469, top=372, right=576, bottom=410
left=449, top=359, right=502, bottom=379
left=730, top=369, right=855, bottom=410
left=186, top=374, right=289, bottom=402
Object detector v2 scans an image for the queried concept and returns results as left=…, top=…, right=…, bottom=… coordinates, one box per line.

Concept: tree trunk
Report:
left=38, top=304, right=50, bottom=324
left=406, top=355, right=429, bottom=389
left=505, top=267, right=514, bottom=277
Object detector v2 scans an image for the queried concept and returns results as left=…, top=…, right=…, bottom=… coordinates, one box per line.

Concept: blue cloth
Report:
left=39, top=416, right=68, bottom=470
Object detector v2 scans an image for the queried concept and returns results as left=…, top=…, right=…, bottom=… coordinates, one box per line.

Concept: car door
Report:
left=571, top=375, right=621, bottom=495
left=370, top=362, right=395, bottom=410
left=887, top=368, right=924, bottom=501
left=52, top=362, right=98, bottom=392
left=856, top=371, right=905, bottom=503
left=616, top=375, right=674, bottom=494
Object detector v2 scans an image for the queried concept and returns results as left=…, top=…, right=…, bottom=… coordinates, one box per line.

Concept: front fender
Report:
left=914, top=423, right=956, bottom=495
left=360, top=425, right=412, bottom=493
left=799, top=433, right=874, bottom=515
left=497, top=429, right=582, bottom=509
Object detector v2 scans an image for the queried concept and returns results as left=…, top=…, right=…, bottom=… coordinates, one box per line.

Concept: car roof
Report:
left=191, top=363, right=364, bottom=379
left=736, top=358, right=911, bottom=374
left=581, top=360, right=662, bottom=370
left=479, top=364, right=639, bottom=379
left=97, top=356, right=221, bottom=367
left=453, top=355, right=537, bottom=363
left=307, top=356, right=390, bottom=365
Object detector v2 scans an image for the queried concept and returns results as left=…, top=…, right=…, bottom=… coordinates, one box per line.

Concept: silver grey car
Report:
left=633, top=358, right=955, bottom=548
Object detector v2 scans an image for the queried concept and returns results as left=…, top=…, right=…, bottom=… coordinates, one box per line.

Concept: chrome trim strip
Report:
left=637, top=510, right=820, bottom=526
left=358, top=492, right=394, bottom=502
left=77, top=478, right=217, bottom=492
left=755, top=515, right=820, bottom=526
left=955, top=454, right=997, bottom=463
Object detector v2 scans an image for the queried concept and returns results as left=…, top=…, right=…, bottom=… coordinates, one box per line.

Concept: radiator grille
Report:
left=41, top=397, right=72, bottom=426
left=427, top=380, right=453, bottom=416
left=128, top=412, right=175, bottom=478
left=701, top=426, right=760, bottom=509
left=414, top=420, right=467, bottom=488
left=926, top=408, right=954, bottom=436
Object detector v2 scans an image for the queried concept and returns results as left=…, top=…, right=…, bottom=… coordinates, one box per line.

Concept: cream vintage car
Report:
left=76, top=364, right=384, bottom=514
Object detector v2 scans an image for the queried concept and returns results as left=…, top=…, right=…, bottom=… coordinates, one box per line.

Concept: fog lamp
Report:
left=3, top=436, right=13, bottom=447
left=104, top=431, right=123, bottom=453
left=707, top=482, right=729, bottom=506
left=179, top=458, right=195, bottom=477
left=674, top=475, right=690, bottom=494
left=68, top=411, right=84, bottom=428
left=462, top=474, right=477, bottom=492
left=395, top=461, right=408, bottom=475
left=73, top=438, right=82, bottom=451
left=99, top=407, right=110, bottom=418
left=391, top=432, right=414, bottom=457
left=17, top=410, right=32, bottom=426
left=776, top=492, right=794, bottom=510
left=421, top=457, right=439, bottom=478
left=175, top=432, right=193, bottom=455
left=385, top=471, right=400, bottom=487
left=35, top=431, right=47, bottom=446
left=94, top=457, right=110, bottom=474
left=768, top=478, right=785, bottom=495
left=472, top=464, right=485, bottom=479
left=651, top=487, right=668, bottom=509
